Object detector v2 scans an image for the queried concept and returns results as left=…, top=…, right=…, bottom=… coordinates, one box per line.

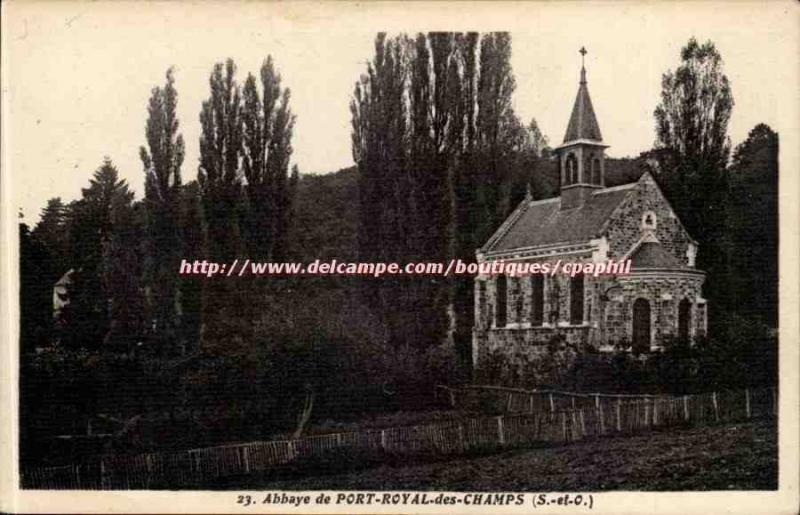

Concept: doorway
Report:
left=632, top=298, right=651, bottom=352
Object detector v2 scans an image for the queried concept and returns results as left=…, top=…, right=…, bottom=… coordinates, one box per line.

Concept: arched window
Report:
left=530, top=275, right=544, bottom=326
left=678, top=298, right=691, bottom=341
left=495, top=275, right=507, bottom=328
left=641, top=210, right=657, bottom=231
left=632, top=298, right=651, bottom=353
left=549, top=278, right=561, bottom=324
left=592, top=158, right=601, bottom=185
left=478, top=280, right=487, bottom=325
left=513, top=278, right=523, bottom=324
left=565, top=154, right=578, bottom=185
left=569, top=274, right=584, bottom=324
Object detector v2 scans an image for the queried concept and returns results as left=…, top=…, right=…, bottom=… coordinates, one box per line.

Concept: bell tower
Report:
left=556, top=47, right=609, bottom=210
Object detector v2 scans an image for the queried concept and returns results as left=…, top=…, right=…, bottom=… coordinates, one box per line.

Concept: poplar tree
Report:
left=351, top=32, right=529, bottom=359
left=654, top=38, right=734, bottom=316
left=241, top=57, right=297, bottom=261
left=197, top=59, right=245, bottom=347
left=140, top=67, right=185, bottom=348
left=198, top=59, right=244, bottom=263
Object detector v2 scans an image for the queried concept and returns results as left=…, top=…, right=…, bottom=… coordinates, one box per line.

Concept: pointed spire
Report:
left=563, top=47, right=602, bottom=143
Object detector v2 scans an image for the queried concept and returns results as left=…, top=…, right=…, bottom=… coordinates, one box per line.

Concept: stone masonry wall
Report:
left=604, top=173, right=695, bottom=263
left=604, top=274, right=705, bottom=348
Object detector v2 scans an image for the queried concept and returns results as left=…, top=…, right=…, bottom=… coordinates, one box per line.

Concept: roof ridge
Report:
left=593, top=182, right=637, bottom=194
left=481, top=197, right=536, bottom=254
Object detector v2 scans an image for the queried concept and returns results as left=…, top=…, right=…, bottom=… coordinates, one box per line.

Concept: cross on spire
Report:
left=579, top=46, right=588, bottom=84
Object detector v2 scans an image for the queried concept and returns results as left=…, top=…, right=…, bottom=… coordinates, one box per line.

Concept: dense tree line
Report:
left=18, top=35, right=779, bottom=462
left=351, top=33, right=545, bottom=365
left=653, top=37, right=778, bottom=330
left=20, top=57, right=299, bottom=357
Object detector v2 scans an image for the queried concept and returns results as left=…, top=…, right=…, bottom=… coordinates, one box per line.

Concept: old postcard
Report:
left=1, top=1, right=798, bottom=513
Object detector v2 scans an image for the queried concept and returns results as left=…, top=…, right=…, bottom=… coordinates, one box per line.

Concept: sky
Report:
left=3, top=1, right=798, bottom=224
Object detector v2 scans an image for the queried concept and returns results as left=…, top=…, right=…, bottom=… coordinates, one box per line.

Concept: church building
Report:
left=472, top=52, right=708, bottom=369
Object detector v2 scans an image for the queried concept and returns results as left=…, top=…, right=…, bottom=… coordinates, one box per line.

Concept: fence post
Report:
left=380, top=429, right=387, bottom=451
left=745, top=388, right=751, bottom=419
left=529, top=394, right=534, bottom=414
left=597, top=395, right=605, bottom=434
left=561, top=412, right=567, bottom=442
left=712, top=392, right=719, bottom=422
left=616, top=398, right=622, bottom=432
left=653, top=399, right=659, bottom=426
left=571, top=397, right=576, bottom=410
left=580, top=409, right=586, bottom=437
left=572, top=411, right=580, bottom=440
left=507, top=393, right=513, bottom=412
left=497, top=416, right=505, bottom=446
left=683, top=395, right=690, bottom=422
left=243, top=446, right=250, bottom=474
left=549, top=393, right=555, bottom=413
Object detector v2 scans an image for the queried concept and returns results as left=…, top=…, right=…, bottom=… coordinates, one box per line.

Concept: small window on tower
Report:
left=565, top=154, right=578, bottom=185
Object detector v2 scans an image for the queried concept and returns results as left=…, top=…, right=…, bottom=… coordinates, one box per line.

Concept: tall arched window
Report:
left=565, top=154, right=578, bottom=185
left=513, top=278, right=523, bottom=324
left=495, top=275, right=507, bottom=328
left=530, top=275, right=544, bottom=326
left=478, top=280, right=487, bottom=325
left=549, top=278, right=561, bottom=324
left=569, top=274, right=584, bottom=324
left=678, top=298, right=691, bottom=341
left=632, top=298, right=651, bottom=353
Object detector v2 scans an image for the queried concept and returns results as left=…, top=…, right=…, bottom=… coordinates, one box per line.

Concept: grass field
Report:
left=221, top=419, right=777, bottom=491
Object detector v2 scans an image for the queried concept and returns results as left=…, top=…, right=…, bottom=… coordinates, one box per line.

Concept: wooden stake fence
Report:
left=22, top=387, right=775, bottom=490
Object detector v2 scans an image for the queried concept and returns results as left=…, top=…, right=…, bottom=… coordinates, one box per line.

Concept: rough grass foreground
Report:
left=222, top=419, right=776, bottom=491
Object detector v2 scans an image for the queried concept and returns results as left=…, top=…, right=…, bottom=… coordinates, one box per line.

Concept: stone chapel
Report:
left=472, top=54, right=708, bottom=368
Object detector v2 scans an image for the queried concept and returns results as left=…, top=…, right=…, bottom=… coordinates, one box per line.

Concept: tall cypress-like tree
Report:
left=352, top=34, right=413, bottom=348
left=196, top=59, right=245, bottom=349
left=475, top=32, right=518, bottom=239
left=241, top=57, right=297, bottom=261
left=654, top=37, right=734, bottom=316
left=198, top=59, right=244, bottom=263
left=351, top=32, right=529, bottom=360
left=140, top=68, right=185, bottom=349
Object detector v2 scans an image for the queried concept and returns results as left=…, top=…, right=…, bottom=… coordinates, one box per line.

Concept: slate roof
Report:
left=563, top=68, right=603, bottom=143
left=629, top=241, right=683, bottom=268
left=484, top=183, right=636, bottom=253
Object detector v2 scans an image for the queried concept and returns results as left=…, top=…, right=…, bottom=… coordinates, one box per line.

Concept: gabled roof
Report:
left=628, top=238, right=683, bottom=269
left=563, top=68, right=603, bottom=144
left=483, top=183, right=636, bottom=253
